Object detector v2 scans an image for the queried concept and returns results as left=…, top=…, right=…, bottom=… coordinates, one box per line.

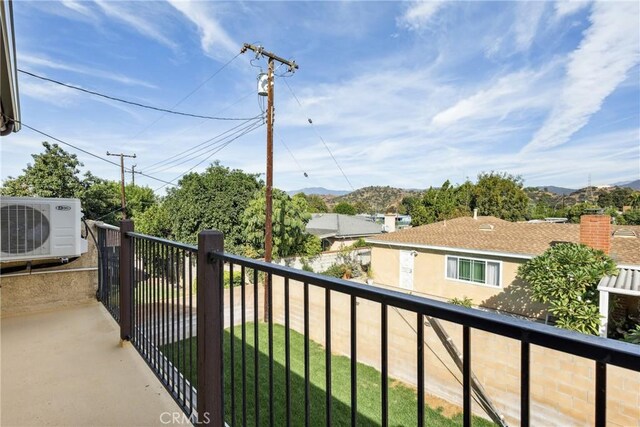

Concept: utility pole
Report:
left=107, top=151, right=137, bottom=219
left=241, top=43, right=298, bottom=263
left=131, top=164, right=136, bottom=186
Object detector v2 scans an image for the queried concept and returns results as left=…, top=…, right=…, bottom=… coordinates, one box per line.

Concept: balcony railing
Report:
left=97, top=221, right=640, bottom=426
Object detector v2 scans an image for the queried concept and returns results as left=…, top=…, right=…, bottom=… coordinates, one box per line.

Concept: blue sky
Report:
left=2, top=0, right=639, bottom=194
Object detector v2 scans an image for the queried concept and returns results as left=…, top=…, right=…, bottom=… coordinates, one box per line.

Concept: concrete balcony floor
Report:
left=1, top=303, right=190, bottom=426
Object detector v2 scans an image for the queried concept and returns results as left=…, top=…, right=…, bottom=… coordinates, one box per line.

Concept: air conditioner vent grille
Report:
left=1, top=204, right=51, bottom=254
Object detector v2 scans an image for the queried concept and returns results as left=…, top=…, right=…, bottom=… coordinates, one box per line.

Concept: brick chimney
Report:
left=579, top=215, right=611, bottom=254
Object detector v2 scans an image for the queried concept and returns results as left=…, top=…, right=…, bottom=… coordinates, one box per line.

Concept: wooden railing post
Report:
left=119, top=219, right=134, bottom=342
left=197, top=230, right=224, bottom=425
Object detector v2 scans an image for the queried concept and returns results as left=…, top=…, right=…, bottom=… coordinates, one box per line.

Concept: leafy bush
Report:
left=322, top=264, right=349, bottom=278
left=449, top=297, right=473, bottom=308
left=349, top=238, right=369, bottom=249
left=623, top=325, right=640, bottom=344
left=300, top=258, right=314, bottom=273
left=517, top=243, right=617, bottom=335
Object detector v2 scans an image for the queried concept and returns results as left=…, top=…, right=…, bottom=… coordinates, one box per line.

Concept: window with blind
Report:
left=446, top=256, right=500, bottom=287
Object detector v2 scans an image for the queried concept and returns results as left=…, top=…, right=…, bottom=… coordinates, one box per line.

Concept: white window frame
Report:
left=444, top=255, right=502, bottom=288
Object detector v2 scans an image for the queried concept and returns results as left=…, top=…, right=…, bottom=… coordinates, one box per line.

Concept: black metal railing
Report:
left=97, top=223, right=199, bottom=419
left=96, top=223, right=120, bottom=321
left=97, top=222, right=640, bottom=426
left=129, top=231, right=198, bottom=418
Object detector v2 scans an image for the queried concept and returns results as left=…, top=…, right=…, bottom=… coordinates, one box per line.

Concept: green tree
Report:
left=473, top=172, right=529, bottom=221
left=597, top=187, right=636, bottom=210
left=1, top=142, right=85, bottom=198
left=293, top=193, right=329, bottom=213
left=81, top=180, right=156, bottom=224
left=80, top=178, right=120, bottom=223
left=405, top=180, right=471, bottom=226
left=163, top=162, right=262, bottom=252
left=242, top=188, right=312, bottom=258
left=622, top=209, right=640, bottom=225
left=562, top=202, right=599, bottom=223
left=333, top=202, right=357, bottom=215
left=136, top=203, right=172, bottom=238
left=353, top=201, right=371, bottom=214
left=302, top=234, right=323, bottom=257
left=422, top=180, right=470, bottom=223
left=517, top=243, right=617, bottom=335
left=124, top=184, right=156, bottom=218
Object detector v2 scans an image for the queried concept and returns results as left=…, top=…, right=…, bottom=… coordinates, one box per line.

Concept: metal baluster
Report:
left=325, top=288, right=332, bottom=426
left=381, top=304, right=388, bottom=427
left=268, top=273, right=274, bottom=427
left=241, top=265, right=247, bottom=427
left=595, top=361, right=607, bottom=427
left=351, top=295, right=357, bottom=426
left=521, top=341, right=530, bottom=427
left=285, top=277, right=291, bottom=427
left=230, top=263, right=236, bottom=426
left=417, top=313, right=424, bottom=427
left=253, top=269, right=260, bottom=427
left=463, top=326, right=471, bottom=427
left=304, top=282, right=310, bottom=427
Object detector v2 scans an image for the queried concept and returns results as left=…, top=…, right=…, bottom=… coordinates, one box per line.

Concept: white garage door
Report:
left=399, top=250, right=414, bottom=290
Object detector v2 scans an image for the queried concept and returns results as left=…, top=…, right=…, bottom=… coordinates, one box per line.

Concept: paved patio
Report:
left=1, top=302, right=190, bottom=426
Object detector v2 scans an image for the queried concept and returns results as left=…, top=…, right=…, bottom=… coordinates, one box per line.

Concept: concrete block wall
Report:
left=275, top=248, right=371, bottom=274
left=269, top=276, right=640, bottom=426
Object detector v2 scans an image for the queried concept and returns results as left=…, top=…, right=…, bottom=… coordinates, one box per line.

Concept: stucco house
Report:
left=306, top=213, right=383, bottom=251
left=366, top=214, right=640, bottom=324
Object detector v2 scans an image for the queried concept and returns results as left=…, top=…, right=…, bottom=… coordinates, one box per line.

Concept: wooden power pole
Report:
left=131, top=164, right=136, bottom=186
left=241, top=43, right=298, bottom=263
left=107, top=151, right=137, bottom=219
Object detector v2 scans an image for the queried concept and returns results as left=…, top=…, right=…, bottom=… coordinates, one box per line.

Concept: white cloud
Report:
left=398, top=1, right=445, bottom=31
left=513, top=1, right=546, bottom=52
left=19, top=54, right=157, bottom=89
left=431, top=68, right=555, bottom=126
left=20, top=80, right=79, bottom=105
left=60, top=0, right=95, bottom=18
left=94, top=1, right=178, bottom=50
left=166, top=0, right=237, bottom=59
left=524, top=1, right=640, bottom=152
left=554, top=0, right=592, bottom=19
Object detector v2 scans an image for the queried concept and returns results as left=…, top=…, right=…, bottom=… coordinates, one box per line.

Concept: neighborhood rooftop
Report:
left=367, top=216, right=640, bottom=265
left=306, top=213, right=382, bottom=239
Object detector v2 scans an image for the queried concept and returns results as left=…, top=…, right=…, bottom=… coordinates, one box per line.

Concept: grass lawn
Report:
left=163, top=323, right=494, bottom=426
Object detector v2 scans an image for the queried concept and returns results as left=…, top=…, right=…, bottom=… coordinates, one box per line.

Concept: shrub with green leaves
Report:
left=517, top=243, right=617, bottom=335
left=449, top=296, right=473, bottom=308
left=322, top=264, right=349, bottom=278
left=623, top=325, right=640, bottom=344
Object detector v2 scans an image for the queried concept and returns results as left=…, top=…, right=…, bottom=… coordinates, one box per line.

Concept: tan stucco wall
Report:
left=0, top=221, right=99, bottom=317
left=326, top=237, right=360, bottom=252
left=371, top=245, right=547, bottom=318
left=270, top=277, right=640, bottom=426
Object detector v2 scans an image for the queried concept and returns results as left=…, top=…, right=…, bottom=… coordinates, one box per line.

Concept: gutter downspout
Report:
left=0, top=118, right=14, bottom=136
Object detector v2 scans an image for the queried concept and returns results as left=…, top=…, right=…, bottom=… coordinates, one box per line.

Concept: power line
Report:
left=143, top=114, right=263, bottom=173
left=128, top=52, right=243, bottom=140
left=8, top=117, right=176, bottom=187
left=147, top=118, right=264, bottom=174
left=276, top=132, right=309, bottom=179
left=154, top=120, right=264, bottom=191
left=281, top=78, right=355, bottom=191
left=18, top=69, right=256, bottom=121
left=141, top=89, right=258, bottom=155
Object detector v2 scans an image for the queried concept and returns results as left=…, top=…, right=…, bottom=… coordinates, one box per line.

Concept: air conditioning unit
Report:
left=0, top=197, right=88, bottom=263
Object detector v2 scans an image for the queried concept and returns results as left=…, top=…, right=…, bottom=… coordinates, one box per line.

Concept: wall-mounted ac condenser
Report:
left=0, top=197, right=88, bottom=263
